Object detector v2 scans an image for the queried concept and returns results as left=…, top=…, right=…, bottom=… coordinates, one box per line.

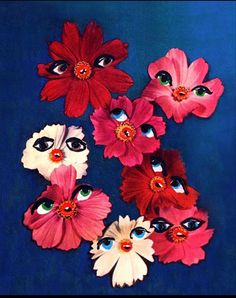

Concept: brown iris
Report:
left=149, top=176, right=167, bottom=192
left=74, top=61, right=92, bottom=80
left=173, top=86, right=190, bottom=101
left=167, top=226, right=188, bottom=243
left=57, top=200, right=77, bottom=219
left=115, top=122, right=136, bottom=142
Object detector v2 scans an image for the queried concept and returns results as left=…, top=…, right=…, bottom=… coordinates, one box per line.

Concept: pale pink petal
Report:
left=119, top=143, right=143, bottom=166
left=110, top=96, right=133, bottom=118
left=182, top=245, right=205, bottom=266
left=184, top=58, right=208, bottom=88
left=166, top=48, right=188, bottom=85
left=130, top=98, right=153, bottom=127
left=155, top=95, right=178, bottom=119
left=24, top=208, right=58, bottom=230
left=104, top=140, right=127, bottom=158
left=56, top=220, right=82, bottom=251
left=50, top=165, right=76, bottom=198
left=142, top=79, right=172, bottom=101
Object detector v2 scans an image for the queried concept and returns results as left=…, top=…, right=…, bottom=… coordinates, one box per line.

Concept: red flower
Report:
left=120, top=149, right=199, bottom=215
left=38, top=21, right=133, bottom=117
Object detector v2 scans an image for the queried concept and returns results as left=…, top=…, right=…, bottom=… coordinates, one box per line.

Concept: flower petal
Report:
left=56, top=220, right=82, bottom=251
left=166, top=48, right=188, bottom=85
left=186, top=229, right=214, bottom=248
left=104, top=139, right=127, bottom=158
left=40, top=78, right=72, bottom=101
left=142, top=78, right=172, bottom=100
left=133, top=239, right=155, bottom=262
left=64, top=79, right=89, bottom=117
left=112, top=253, right=134, bottom=287
left=181, top=245, right=205, bottom=266
left=94, top=67, right=133, bottom=93
left=62, top=21, right=81, bottom=60
left=119, top=143, right=143, bottom=166
left=110, top=96, right=133, bottom=118
left=93, top=249, right=120, bottom=276
left=185, top=58, right=208, bottom=88
left=49, top=41, right=77, bottom=64
left=88, top=78, right=111, bottom=109
left=131, top=98, right=154, bottom=127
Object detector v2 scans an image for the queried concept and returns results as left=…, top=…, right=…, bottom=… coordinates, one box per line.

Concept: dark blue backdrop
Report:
left=0, top=1, right=235, bottom=295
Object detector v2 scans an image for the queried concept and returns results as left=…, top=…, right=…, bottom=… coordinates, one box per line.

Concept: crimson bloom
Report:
left=90, top=96, right=166, bottom=167
left=146, top=206, right=214, bottom=266
left=38, top=21, right=133, bottom=117
left=120, top=149, right=199, bottom=215
left=142, top=48, right=224, bottom=123
left=23, top=165, right=111, bottom=250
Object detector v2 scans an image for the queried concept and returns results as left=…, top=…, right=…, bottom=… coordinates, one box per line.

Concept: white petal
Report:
left=133, top=239, right=155, bottom=262
left=93, top=249, right=120, bottom=277
left=112, top=253, right=134, bottom=287
left=130, top=251, right=148, bottom=282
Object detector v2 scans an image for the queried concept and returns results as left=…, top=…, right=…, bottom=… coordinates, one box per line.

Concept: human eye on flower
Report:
left=141, top=124, right=156, bottom=138
left=150, top=156, right=166, bottom=175
left=110, top=108, right=128, bottom=122
left=130, top=227, right=150, bottom=240
left=31, top=197, right=54, bottom=215
left=97, top=237, right=115, bottom=251
left=170, top=176, right=188, bottom=194
left=151, top=218, right=173, bottom=233
left=72, top=185, right=93, bottom=201
left=66, top=137, right=87, bottom=152
left=192, top=85, right=213, bottom=97
left=33, top=137, right=54, bottom=152
left=47, top=60, right=69, bottom=75
left=94, top=55, right=114, bottom=68
left=181, top=218, right=204, bottom=231
left=155, top=70, right=172, bottom=86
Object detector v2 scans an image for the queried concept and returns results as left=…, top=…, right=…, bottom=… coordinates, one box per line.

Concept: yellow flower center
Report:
left=149, top=176, right=167, bottom=192
left=173, top=86, right=190, bottom=101
left=115, top=122, right=136, bottom=142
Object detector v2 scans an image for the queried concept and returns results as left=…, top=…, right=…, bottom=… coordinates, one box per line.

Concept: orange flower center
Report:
left=74, top=61, right=92, bottom=80
left=49, top=149, right=64, bottom=162
left=173, top=86, right=190, bottom=101
left=115, top=122, right=136, bottom=142
left=119, top=239, right=133, bottom=252
left=167, top=226, right=188, bottom=243
left=149, top=176, right=167, bottom=192
left=57, top=200, right=77, bottom=219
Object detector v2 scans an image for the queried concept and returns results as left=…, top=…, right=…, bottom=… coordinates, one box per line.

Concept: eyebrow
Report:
left=71, top=185, right=94, bottom=198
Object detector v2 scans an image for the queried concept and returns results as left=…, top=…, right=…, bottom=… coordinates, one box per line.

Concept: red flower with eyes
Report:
left=120, top=149, right=199, bottom=215
left=38, top=21, right=133, bottom=117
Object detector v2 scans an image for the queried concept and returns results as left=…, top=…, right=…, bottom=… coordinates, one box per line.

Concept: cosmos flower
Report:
left=23, top=165, right=111, bottom=250
left=90, top=215, right=154, bottom=287
left=142, top=48, right=224, bottom=123
left=90, top=96, right=166, bottom=167
left=21, top=124, right=89, bottom=180
left=38, top=21, right=133, bottom=117
left=120, top=149, right=199, bottom=215
left=146, top=206, right=214, bottom=266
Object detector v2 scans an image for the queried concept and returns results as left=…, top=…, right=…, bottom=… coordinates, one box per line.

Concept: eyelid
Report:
left=171, top=176, right=188, bottom=194
left=180, top=217, right=205, bottom=228
left=47, top=60, right=69, bottom=74
left=130, top=227, right=150, bottom=238
left=191, top=85, right=212, bottom=94
left=151, top=218, right=173, bottom=228
left=31, top=197, right=54, bottom=214
left=71, top=185, right=93, bottom=198
left=97, top=237, right=115, bottom=249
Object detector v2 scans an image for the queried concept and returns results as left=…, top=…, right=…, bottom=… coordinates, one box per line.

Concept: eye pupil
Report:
left=42, top=202, right=53, bottom=210
left=111, top=108, right=122, bottom=115
left=94, top=55, right=114, bottom=68
left=171, top=179, right=179, bottom=187
left=155, top=71, right=172, bottom=86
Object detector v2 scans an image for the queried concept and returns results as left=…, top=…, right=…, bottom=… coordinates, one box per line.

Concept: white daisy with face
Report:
left=21, top=124, right=89, bottom=180
left=90, top=215, right=155, bottom=287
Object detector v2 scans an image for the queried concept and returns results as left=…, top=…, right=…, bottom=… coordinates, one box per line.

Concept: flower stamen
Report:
left=167, top=226, right=188, bottom=243
left=149, top=176, right=167, bottom=192
left=74, top=61, right=92, bottom=80
left=115, top=122, right=136, bottom=142
left=57, top=200, right=77, bottom=219
left=173, top=86, right=190, bottom=101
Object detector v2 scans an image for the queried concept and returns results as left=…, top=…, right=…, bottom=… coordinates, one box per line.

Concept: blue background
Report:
left=0, top=1, right=235, bottom=295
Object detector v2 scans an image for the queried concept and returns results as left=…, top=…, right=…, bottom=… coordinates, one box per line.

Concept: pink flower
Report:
left=142, top=48, right=224, bottom=123
left=23, top=165, right=111, bottom=251
left=90, top=96, right=166, bottom=167
left=146, top=206, right=214, bottom=266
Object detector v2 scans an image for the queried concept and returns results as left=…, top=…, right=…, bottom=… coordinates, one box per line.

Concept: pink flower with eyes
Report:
left=23, top=164, right=111, bottom=251
left=146, top=206, right=214, bottom=266
left=142, top=48, right=224, bottom=123
left=90, top=96, right=166, bottom=167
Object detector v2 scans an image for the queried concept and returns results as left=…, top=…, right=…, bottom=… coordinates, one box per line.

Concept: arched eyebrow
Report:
left=71, top=185, right=94, bottom=198
left=31, top=197, right=54, bottom=214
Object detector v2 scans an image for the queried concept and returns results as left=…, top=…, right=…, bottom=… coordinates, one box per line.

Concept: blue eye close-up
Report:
left=151, top=162, right=163, bottom=173
left=152, top=218, right=172, bottom=233
left=171, top=178, right=185, bottom=193
left=130, top=227, right=148, bottom=240
left=99, top=238, right=115, bottom=251
left=110, top=108, right=128, bottom=122
left=141, top=124, right=155, bottom=138
left=181, top=218, right=203, bottom=231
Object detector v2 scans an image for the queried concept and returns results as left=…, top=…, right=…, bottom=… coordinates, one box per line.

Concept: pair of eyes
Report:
left=31, top=185, right=93, bottom=215
left=33, top=137, right=86, bottom=152
left=47, top=55, right=114, bottom=75
left=152, top=217, right=204, bottom=233
left=110, top=108, right=156, bottom=138
left=97, top=227, right=150, bottom=251
left=151, top=156, right=188, bottom=194
left=156, top=70, right=213, bottom=97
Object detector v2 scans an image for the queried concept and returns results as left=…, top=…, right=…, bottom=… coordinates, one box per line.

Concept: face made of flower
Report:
left=23, top=165, right=112, bottom=251
left=147, top=206, right=214, bottom=266
left=90, top=215, right=154, bottom=287
left=38, top=21, right=133, bottom=117
left=90, top=96, right=166, bottom=167
left=142, top=48, right=224, bottom=123
left=21, top=124, right=89, bottom=180
left=120, top=149, right=199, bottom=215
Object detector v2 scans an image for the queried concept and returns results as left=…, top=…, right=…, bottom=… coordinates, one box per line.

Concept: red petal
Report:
left=119, top=143, right=143, bottom=166
left=40, top=78, right=72, bottom=101
left=37, top=63, right=73, bottom=79
left=131, top=98, right=154, bottom=127
left=88, top=78, right=111, bottom=109
left=49, top=41, right=77, bottom=64
left=92, top=39, right=128, bottom=66
left=62, top=21, right=81, bottom=60
left=81, top=21, right=103, bottom=61
left=56, top=220, right=82, bottom=251
left=94, top=67, right=133, bottom=93
left=64, top=79, right=89, bottom=117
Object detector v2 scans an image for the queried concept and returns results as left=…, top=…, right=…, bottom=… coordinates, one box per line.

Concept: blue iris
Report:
left=131, top=227, right=148, bottom=240
left=110, top=108, right=127, bottom=121
left=151, top=162, right=163, bottom=173
left=141, top=124, right=155, bottom=138
left=171, top=178, right=185, bottom=193
left=100, top=239, right=114, bottom=250
left=181, top=218, right=203, bottom=231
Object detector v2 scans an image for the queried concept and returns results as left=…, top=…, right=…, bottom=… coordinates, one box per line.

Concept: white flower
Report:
left=90, top=215, right=154, bottom=287
left=21, top=124, right=89, bottom=180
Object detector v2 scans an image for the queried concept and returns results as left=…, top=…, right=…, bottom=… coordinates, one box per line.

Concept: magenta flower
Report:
left=23, top=165, right=111, bottom=251
left=90, top=96, right=166, bottom=167
left=142, top=48, right=224, bottom=123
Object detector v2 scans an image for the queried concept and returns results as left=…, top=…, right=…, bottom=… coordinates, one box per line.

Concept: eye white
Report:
left=152, top=163, right=163, bottom=173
